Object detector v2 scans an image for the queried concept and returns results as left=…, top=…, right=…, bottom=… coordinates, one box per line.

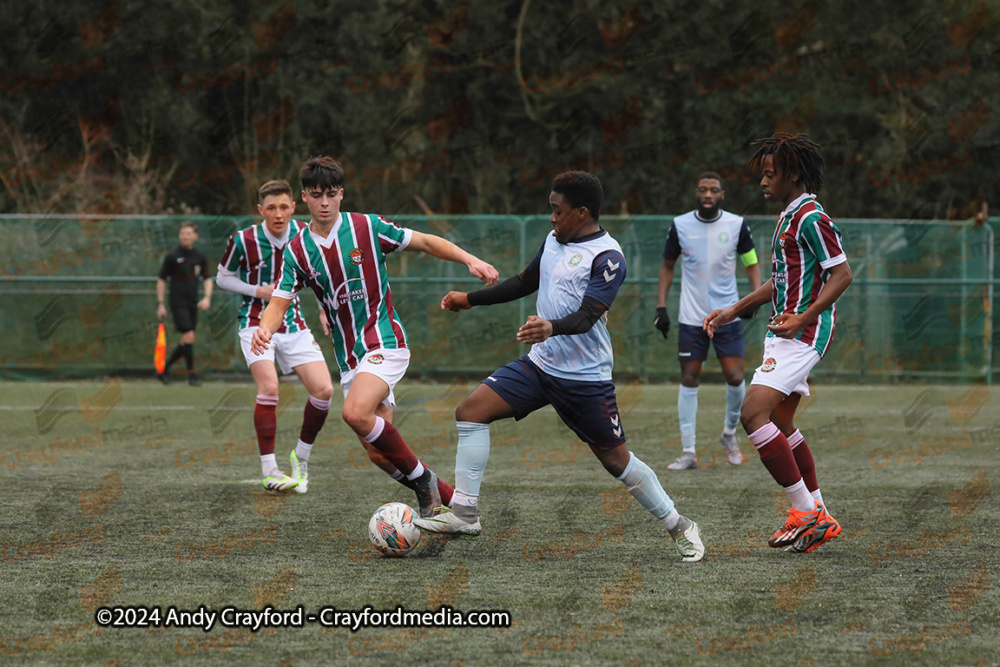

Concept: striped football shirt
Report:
left=768, top=193, right=847, bottom=356
left=273, top=213, right=411, bottom=374
left=217, top=220, right=309, bottom=333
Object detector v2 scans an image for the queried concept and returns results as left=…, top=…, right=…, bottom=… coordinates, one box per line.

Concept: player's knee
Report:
left=341, top=405, right=373, bottom=433
left=724, top=371, right=744, bottom=386
left=595, top=445, right=629, bottom=477
left=257, top=381, right=279, bottom=397
left=313, top=384, right=334, bottom=402
left=740, top=401, right=765, bottom=431
left=454, top=399, right=483, bottom=424
left=774, top=420, right=795, bottom=435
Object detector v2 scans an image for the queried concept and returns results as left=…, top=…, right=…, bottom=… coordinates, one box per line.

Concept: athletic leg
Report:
left=552, top=377, right=704, bottom=563
left=771, top=392, right=826, bottom=510
left=719, top=356, right=746, bottom=465
left=251, top=360, right=296, bottom=491
left=290, top=360, right=334, bottom=493
left=415, top=357, right=543, bottom=535
left=670, top=360, right=700, bottom=470
left=343, top=371, right=448, bottom=517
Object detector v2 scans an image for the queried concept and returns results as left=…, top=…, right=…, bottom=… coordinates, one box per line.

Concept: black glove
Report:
left=654, top=307, right=671, bottom=339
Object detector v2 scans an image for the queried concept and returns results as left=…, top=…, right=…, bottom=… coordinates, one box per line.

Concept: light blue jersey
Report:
left=663, top=210, right=756, bottom=326
left=528, top=230, right=626, bottom=382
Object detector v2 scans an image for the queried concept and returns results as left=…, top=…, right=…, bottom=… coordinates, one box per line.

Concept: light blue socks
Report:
left=678, top=385, right=698, bottom=452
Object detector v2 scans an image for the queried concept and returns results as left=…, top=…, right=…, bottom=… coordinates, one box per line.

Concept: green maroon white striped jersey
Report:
left=273, top=213, right=411, bottom=374
left=768, top=193, right=847, bottom=356
left=217, top=220, right=310, bottom=333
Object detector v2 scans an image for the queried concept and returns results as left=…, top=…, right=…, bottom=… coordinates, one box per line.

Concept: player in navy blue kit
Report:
left=415, top=172, right=705, bottom=562
left=656, top=172, right=761, bottom=470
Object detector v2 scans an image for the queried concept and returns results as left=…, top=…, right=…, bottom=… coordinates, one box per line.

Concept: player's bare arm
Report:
left=440, top=291, right=472, bottom=312
left=250, top=296, right=292, bottom=354
left=769, top=261, right=853, bottom=339
left=405, top=230, right=499, bottom=285
left=734, top=261, right=765, bottom=320
left=704, top=278, right=773, bottom=337
left=198, top=278, right=213, bottom=311
left=657, top=258, right=676, bottom=308
left=747, top=262, right=763, bottom=292
left=156, top=278, right=167, bottom=320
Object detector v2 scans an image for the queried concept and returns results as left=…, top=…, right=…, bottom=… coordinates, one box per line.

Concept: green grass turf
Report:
left=0, top=379, right=997, bottom=666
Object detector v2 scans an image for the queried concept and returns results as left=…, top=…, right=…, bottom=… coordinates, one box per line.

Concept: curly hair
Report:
left=747, top=133, right=825, bottom=193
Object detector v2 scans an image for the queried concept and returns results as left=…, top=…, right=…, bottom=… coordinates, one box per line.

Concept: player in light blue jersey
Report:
left=656, top=172, right=761, bottom=470
left=415, top=172, right=704, bottom=562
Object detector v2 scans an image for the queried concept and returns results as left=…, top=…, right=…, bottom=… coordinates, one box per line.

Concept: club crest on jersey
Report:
left=367, top=354, right=384, bottom=365
left=568, top=254, right=583, bottom=267
left=779, top=231, right=795, bottom=248
left=761, top=357, right=777, bottom=372
left=349, top=248, right=364, bottom=265
left=719, top=232, right=729, bottom=243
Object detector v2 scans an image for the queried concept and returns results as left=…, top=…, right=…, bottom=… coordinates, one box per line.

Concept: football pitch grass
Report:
left=1, top=379, right=997, bottom=666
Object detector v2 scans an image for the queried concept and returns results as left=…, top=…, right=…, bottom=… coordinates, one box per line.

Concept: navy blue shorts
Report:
left=483, top=355, right=626, bottom=450
left=678, top=321, right=744, bottom=363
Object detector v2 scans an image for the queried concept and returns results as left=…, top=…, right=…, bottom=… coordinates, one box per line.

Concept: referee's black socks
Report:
left=165, top=344, right=185, bottom=371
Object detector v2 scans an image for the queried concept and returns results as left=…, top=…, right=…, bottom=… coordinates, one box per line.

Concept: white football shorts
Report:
left=340, top=348, right=410, bottom=408
left=240, top=327, right=325, bottom=375
left=750, top=336, right=821, bottom=396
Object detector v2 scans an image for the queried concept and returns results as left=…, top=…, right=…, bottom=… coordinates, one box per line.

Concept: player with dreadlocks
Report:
left=704, top=133, right=853, bottom=554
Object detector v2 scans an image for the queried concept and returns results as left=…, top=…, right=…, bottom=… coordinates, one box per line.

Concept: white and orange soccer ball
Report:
left=368, top=502, right=421, bottom=557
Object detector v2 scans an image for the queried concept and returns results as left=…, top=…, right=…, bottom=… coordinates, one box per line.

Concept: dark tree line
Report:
left=1, top=0, right=997, bottom=222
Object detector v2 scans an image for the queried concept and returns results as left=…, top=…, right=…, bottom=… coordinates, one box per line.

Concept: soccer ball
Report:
left=368, top=502, right=421, bottom=557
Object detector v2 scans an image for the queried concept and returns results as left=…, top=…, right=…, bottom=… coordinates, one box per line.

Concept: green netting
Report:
left=0, top=214, right=994, bottom=382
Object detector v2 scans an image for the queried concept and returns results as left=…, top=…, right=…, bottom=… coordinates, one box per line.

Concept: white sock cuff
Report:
left=616, top=451, right=638, bottom=481
left=787, top=429, right=804, bottom=448
left=405, top=462, right=425, bottom=481
left=453, top=491, right=478, bottom=506
left=679, top=385, right=699, bottom=396
left=457, top=421, right=490, bottom=434
left=256, top=394, right=279, bottom=406
left=784, top=479, right=806, bottom=494
left=363, top=416, right=386, bottom=443
left=748, top=422, right=780, bottom=449
left=662, top=508, right=681, bottom=531
left=309, top=395, right=331, bottom=411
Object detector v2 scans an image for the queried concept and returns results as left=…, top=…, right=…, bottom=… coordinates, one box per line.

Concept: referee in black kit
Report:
left=156, top=221, right=213, bottom=386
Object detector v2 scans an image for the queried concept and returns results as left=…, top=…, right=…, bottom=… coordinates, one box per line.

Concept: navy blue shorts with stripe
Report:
left=483, top=355, right=625, bottom=450
left=678, top=321, right=744, bottom=362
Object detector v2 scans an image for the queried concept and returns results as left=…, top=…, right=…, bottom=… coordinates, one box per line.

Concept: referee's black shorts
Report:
left=170, top=299, right=198, bottom=334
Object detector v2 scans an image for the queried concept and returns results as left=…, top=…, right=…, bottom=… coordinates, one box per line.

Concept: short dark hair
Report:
left=179, top=221, right=197, bottom=232
left=698, top=171, right=724, bottom=188
left=747, top=133, right=825, bottom=193
left=300, top=156, right=345, bottom=191
left=258, top=179, right=293, bottom=203
left=551, top=171, right=604, bottom=220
